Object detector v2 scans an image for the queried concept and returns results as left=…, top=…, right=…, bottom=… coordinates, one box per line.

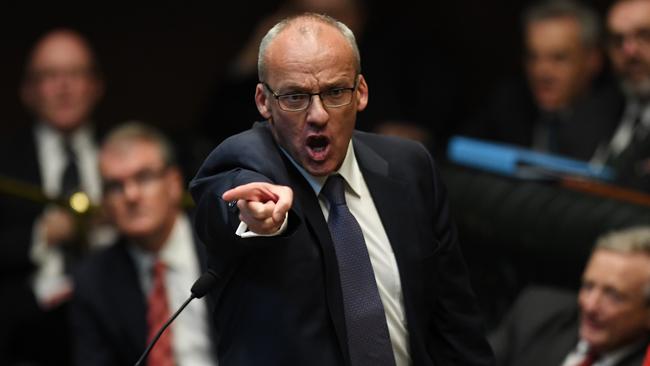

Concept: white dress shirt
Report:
left=591, top=99, right=650, bottom=165
left=130, top=214, right=217, bottom=366
left=237, top=142, right=411, bottom=366
left=30, top=122, right=115, bottom=306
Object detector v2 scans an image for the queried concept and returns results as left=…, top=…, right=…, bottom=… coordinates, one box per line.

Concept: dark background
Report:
left=0, top=0, right=629, bottom=330
left=1, top=1, right=614, bottom=139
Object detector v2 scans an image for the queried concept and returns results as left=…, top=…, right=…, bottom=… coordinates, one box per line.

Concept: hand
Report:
left=222, top=182, right=293, bottom=235
left=41, top=207, right=77, bottom=247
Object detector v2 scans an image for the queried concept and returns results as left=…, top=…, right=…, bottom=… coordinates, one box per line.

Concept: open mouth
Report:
left=306, top=135, right=330, bottom=161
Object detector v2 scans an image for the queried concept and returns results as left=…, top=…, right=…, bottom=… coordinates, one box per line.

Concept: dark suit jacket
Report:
left=0, top=127, right=45, bottom=279
left=0, top=126, right=80, bottom=366
left=489, top=286, right=647, bottom=366
left=189, top=122, right=494, bottom=366
left=462, top=77, right=624, bottom=161
left=70, top=230, right=218, bottom=366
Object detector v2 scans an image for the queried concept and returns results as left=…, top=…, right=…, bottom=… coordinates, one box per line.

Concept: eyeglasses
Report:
left=607, top=28, right=650, bottom=50
left=262, top=76, right=359, bottom=112
left=103, top=167, right=168, bottom=198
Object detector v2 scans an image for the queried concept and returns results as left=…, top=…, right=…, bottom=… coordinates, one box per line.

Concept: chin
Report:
left=120, top=222, right=154, bottom=238
left=48, top=117, right=86, bottom=132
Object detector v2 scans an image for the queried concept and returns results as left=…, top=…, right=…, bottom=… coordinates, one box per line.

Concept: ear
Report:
left=355, top=74, right=369, bottom=112
left=255, top=83, right=272, bottom=119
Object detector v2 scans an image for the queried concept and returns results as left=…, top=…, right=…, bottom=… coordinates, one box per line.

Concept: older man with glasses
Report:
left=69, top=122, right=218, bottom=366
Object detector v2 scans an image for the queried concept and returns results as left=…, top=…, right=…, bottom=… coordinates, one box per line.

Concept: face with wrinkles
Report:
left=578, top=249, right=650, bottom=353
left=255, top=18, right=368, bottom=176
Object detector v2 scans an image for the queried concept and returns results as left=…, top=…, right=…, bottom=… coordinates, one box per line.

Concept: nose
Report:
left=305, top=94, right=329, bottom=127
left=579, top=288, right=602, bottom=314
left=622, top=37, right=640, bottom=57
left=122, top=180, right=142, bottom=202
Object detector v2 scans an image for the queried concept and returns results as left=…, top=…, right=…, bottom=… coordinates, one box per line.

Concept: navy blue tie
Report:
left=321, top=174, right=396, bottom=366
left=61, top=137, right=80, bottom=197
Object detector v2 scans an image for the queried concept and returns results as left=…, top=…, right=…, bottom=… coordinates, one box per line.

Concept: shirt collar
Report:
left=36, top=121, right=95, bottom=151
left=128, top=213, right=194, bottom=276
left=281, top=140, right=362, bottom=198
left=576, top=339, right=647, bottom=366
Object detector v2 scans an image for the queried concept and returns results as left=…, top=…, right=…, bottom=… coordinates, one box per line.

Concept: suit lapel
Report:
left=108, top=241, right=148, bottom=353
left=353, top=136, right=421, bottom=277
left=352, top=137, right=429, bottom=360
left=284, top=158, right=349, bottom=357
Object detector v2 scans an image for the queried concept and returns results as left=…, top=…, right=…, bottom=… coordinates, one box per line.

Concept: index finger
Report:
left=222, top=182, right=280, bottom=203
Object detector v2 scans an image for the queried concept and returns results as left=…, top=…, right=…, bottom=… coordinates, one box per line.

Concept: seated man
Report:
left=69, top=122, right=218, bottom=365
left=464, top=0, right=623, bottom=161
left=490, top=226, right=650, bottom=366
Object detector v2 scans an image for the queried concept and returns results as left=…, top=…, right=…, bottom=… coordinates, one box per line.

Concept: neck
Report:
left=133, top=214, right=178, bottom=253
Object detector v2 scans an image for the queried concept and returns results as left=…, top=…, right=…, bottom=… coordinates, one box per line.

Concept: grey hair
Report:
left=595, top=226, right=650, bottom=304
left=257, top=12, right=361, bottom=82
left=523, top=0, right=602, bottom=48
left=101, top=120, right=177, bottom=167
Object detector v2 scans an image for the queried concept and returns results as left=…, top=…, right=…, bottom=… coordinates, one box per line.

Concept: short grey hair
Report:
left=257, top=12, right=361, bottom=82
left=523, top=0, right=602, bottom=48
left=101, top=120, right=177, bottom=167
left=595, top=226, right=650, bottom=304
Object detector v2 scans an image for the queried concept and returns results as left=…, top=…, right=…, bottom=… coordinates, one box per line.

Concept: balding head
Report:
left=257, top=13, right=360, bottom=83
left=21, top=29, right=103, bottom=133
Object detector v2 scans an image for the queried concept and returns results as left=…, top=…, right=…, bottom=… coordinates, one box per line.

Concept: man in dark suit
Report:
left=594, top=0, right=650, bottom=192
left=464, top=0, right=623, bottom=161
left=490, top=226, right=650, bottom=366
left=0, top=29, right=109, bottom=365
left=70, top=122, right=218, bottom=366
left=190, top=13, right=494, bottom=366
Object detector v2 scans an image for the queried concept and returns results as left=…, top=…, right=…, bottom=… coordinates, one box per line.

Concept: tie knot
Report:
left=322, top=174, right=347, bottom=206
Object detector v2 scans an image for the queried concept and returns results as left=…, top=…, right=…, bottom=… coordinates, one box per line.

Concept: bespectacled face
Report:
left=607, top=0, right=650, bottom=96
left=100, top=139, right=182, bottom=249
left=578, top=249, right=650, bottom=353
left=255, top=20, right=368, bottom=177
left=22, top=32, right=102, bottom=133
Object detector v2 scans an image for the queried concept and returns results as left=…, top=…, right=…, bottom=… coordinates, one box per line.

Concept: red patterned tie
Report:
left=146, top=259, right=175, bottom=366
left=578, top=350, right=599, bottom=366
left=643, top=344, right=650, bottom=366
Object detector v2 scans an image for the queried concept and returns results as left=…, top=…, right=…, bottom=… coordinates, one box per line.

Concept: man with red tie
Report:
left=70, top=122, right=218, bottom=365
left=490, top=226, right=650, bottom=366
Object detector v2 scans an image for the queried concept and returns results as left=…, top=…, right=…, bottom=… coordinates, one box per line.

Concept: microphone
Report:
left=134, top=269, right=219, bottom=366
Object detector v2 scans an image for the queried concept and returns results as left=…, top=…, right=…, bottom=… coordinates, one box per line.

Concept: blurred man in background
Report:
left=594, top=0, right=650, bottom=192
left=465, top=0, right=623, bottom=161
left=71, top=122, right=217, bottom=366
left=0, top=29, right=113, bottom=365
left=490, top=226, right=650, bottom=366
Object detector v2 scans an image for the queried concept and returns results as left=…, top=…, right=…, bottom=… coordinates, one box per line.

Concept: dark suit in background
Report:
left=70, top=232, right=218, bottom=366
left=463, top=77, right=624, bottom=161
left=190, top=122, right=494, bottom=366
left=490, top=286, right=646, bottom=366
left=0, top=126, right=98, bottom=366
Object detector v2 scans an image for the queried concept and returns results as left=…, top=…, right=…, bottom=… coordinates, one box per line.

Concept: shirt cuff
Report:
left=235, top=212, right=289, bottom=238
left=30, top=216, right=72, bottom=308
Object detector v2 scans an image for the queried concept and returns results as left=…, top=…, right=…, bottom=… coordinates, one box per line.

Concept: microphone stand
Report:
left=134, top=295, right=195, bottom=366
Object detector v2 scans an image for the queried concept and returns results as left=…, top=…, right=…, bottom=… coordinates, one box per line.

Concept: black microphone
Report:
left=134, top=269, right=219, bottom=366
